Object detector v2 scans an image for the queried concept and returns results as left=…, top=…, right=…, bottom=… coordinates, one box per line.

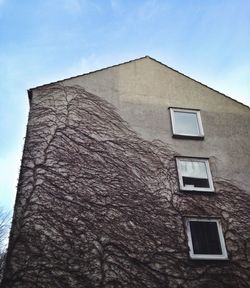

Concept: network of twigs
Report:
left=1, top=85, right=250, bottom=288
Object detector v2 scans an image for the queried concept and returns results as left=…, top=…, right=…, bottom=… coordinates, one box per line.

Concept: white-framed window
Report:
left=176, top=158, right=214, bottom=192
left=170, top=108, right=204, bottom=138
left=186, top=218, right=228, bottom=260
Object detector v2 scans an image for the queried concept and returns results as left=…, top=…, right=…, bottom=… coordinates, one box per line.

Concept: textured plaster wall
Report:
left=51, top=57, right=250, bottom=192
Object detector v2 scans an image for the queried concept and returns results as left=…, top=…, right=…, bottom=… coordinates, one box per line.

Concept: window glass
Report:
left=190, top=221, right=222, bottom=255
left=170, top=108, right=204, bottom=138
left=176, top=158, right=214, bottom=192
left=174, top=111, right=200, bottom=135
left=179, top=160, right=207, bottom=178
left=186, top=219, right=228, bottom=260
left=179, top=160, right=209, bottom=188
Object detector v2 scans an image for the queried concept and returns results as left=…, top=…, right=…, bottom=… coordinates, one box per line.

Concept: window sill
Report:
left=172, top=134, right=204, bottom=140
left=180, top=188, right=215, bottom=193
left=189, top=255, right=229, bottom=261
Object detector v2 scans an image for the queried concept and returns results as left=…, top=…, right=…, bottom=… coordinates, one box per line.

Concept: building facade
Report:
left=1, top=56, right=250, bottom=287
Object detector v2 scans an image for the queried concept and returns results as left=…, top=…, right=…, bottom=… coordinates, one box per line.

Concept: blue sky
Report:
left=1, top=0, right=250, bottom=212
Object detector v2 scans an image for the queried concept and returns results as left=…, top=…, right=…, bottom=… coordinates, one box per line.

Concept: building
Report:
left=1, top=56, right=250, bottom=287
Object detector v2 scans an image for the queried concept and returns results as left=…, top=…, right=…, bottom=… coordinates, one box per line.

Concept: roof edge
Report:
left=28, top=55, right=149, bottom=92
left=146, top=56, right=250, bottom=110
left=28, top=55, right=249, bottom=110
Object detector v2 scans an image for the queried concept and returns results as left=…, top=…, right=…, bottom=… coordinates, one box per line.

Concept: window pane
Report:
left=190, top=221, right=222, bottom=255
left=179, top=160, right=207, bottom=179
left=183, top=177, right=209, bottom=188
left=177, top=158, right=214, bottom=191
left=174, top=111, right=200, bottom=135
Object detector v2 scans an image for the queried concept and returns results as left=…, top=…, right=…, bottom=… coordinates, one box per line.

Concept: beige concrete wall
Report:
left=32, top=57, right=250, bottom=191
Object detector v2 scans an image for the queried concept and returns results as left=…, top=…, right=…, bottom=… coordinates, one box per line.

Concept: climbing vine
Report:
left=1, top=85, right=250, bottom=288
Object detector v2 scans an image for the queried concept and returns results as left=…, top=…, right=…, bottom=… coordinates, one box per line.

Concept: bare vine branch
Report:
left=0, top=208, right=10, bottom=283
left=1, top=85, right=250, bottom=288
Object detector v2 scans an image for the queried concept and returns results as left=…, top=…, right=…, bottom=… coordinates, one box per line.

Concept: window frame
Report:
left=186, top=218, right=228, bottom=260
left=176, top=157, right=214, bottom=192
left=169, top=108, right=204, bottom=139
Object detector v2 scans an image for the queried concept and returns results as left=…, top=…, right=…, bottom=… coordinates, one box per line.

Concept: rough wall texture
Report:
left=1, top=85, right=250, bottom=288
left=63, top=57, right=250, bottom=192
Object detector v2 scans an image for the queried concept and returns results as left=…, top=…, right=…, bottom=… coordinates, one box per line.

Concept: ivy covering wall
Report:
left=1, top=85, right=250, bottom=288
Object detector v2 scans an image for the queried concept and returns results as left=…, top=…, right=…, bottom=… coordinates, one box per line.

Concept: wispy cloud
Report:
left=110, top=0, right=124, bottom=14
left=61, top=0, right=82, bottom=14
left=136, top=0, right=167, bottom=21
left=65, top=53, right=138, bottom=78
left=213, top=65, right=250, bottom=106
